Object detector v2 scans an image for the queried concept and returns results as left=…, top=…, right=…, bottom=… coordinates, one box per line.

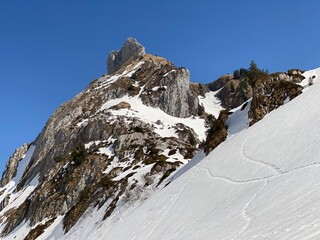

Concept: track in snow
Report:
left=200, top=139, right=320, bottom=239
left=241, top=140, right=282, bottom=175
left=234, top=179, right=269, bottom=240
left=145, top=168, right=198, bottom=240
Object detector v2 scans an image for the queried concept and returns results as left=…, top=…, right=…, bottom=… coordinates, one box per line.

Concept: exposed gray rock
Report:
left=216, top=79, right=252, bottom=109
left=1, top=143, right=29, bottom=187
left=107, top=37, right=145, bottom=74
left=206, top=74, right=253, bottom=110
left=140, top=66, right=199, bottom=118
left=0, top=51, right=202, bottom=237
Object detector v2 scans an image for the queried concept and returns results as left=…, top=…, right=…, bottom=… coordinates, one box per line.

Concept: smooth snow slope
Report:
left=46, top=68, right=320, bottom=240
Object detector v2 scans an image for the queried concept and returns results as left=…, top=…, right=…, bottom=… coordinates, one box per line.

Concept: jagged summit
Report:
left=107, top=37, right=145, bottom=74
left=0, top=40, right=215, bottom=238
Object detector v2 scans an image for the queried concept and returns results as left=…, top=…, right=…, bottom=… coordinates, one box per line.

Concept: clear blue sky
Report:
left=1, top=0, right=319, bottom=173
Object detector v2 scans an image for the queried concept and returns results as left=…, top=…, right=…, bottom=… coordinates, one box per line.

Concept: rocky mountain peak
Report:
left=0, top=37, right=316, bottom=239
left=107, top=37, right=145, bottom=74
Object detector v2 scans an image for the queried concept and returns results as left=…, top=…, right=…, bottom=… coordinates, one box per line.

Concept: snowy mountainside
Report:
left=0, top=38, right=219, bottom=239
left=0, top=35, right=318, bottom=239
left=50, top=68, right=320, bottom=240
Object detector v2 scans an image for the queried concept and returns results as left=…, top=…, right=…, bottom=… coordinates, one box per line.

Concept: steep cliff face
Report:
left=0, top=38, right=211, bottom=238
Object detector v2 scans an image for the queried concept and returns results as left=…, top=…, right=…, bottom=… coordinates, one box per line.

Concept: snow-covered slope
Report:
left=35, top=68, right=320, bottom=239
left=0, top=40, right=216, bottom=239
left=1, top=36, right=318, bottom=239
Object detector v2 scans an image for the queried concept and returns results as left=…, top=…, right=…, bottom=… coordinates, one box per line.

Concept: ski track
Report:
left=200, top=161, right=320, bottom=184
left=235, top=179, right=269, bottom=240
left=199, top=139, right=320, bottom=239
left=241, top=140, right=283, bottom=175
left=146, top=168, right=198, bottom=239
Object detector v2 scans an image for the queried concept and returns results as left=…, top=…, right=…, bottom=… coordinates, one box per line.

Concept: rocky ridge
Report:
left=0, top=38, right=312, bottom=239
left=0, top=38, right=210, bottom=238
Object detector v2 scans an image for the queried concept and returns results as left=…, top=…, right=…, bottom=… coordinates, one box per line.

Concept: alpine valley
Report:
left=1, top=38, right=319, bottom=240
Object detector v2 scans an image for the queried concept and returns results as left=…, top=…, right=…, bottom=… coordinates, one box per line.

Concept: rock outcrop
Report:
left=0, top=38, right=205, bottom=238
left=249, top=73, right=303, bottom=125
left=207, top=74, right=253, bottom=110
left=1, top=143, right=29, bottom=187
left=139, top=59, right=200, bottom=117
left=107, top=37, right=145, bottom=74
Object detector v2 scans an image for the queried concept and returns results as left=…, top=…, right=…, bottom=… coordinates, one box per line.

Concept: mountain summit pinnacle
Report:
left=107, top=37, right=145, bottom=74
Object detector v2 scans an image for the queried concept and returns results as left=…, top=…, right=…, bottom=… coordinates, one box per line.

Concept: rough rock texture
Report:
left=1, top=143, right=29, bottom=187
left=0, top=40, right=204, bottom=237
left=207, top=74, right=253, bottom=110
left=107, top=37, right=145, bottom=74
left=207, top=74, right=233, bottom=91
left=249, top=74, right=303, bottom=125
left=269, top=70, right=305, bottom=84
left=0, top=37, right=308, bottom=238
left=216, top=79, right=252, bottom=109
left=139, top=64, right=200, bottom=117
left=287, top=69, right=306, bottom=83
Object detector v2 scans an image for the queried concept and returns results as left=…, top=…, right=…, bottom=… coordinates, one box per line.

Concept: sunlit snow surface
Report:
left=198, top=90, right=224, bottom=118
left=49, top=68, right=320, bottom=240
left=100, top=94, right=207, bottom=141
left=6, top=68, right=320, bottom=240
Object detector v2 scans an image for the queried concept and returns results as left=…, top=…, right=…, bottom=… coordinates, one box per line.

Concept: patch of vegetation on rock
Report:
left=143, top=154, right=167, bottom=165
left=133, top=126, right=144, bottom=133
left=24, top=218, right=56, bottom=240
left=249, top=76, right=303, bottom=125
left=70, top=145, right=87, bottom=167
left=168, top=149, right=177, bottom=156
left=109, top=101, right=131, bottom=110
left=201, top=111, right=229, bottom=155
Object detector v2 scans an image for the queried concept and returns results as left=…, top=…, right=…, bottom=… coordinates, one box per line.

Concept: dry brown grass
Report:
left=109, top=101, right=131, bottom=110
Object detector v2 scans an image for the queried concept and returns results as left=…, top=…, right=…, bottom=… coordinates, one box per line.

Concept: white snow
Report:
left=0, top=145, right=39, bottom=228
left=100, top=95, right=207, bottom=141
left=102, top=156, right=125, bottom=175
left=0, top=173, right=40, bottom=240
left=226, top=99, right=251, bottom=136
left=161, top=149, right=188, bottom=164
left=76, top=119, right=88, bottom=127
left=93, top=61, right=144, bottom=91
left=36, top=216, right=65, bottom=240
left=13, top=144, right=35, bottom=183
left=2, top=174, right=39, bottom=212
left=40, top=67, right=320, bottom=240
left=163, top=70, right=176, bottom=77
left=198, top=90, right=224, bottom=118
left=85, top=141, right=102, bottom=149
left=301, top=67, right=320, bottom=88
left=97, top=147, right=114, bottom=156
left=2, top=220, right=32, bottom=240
left=151, top=86, right=167, bottom=91
left=5, top=67, right=320, bottom=240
